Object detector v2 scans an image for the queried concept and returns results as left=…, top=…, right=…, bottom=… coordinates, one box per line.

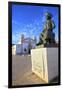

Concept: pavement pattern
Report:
left=12, top=55, right=45, bottom=86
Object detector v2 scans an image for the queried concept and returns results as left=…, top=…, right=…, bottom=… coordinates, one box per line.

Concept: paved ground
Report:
left=12, top=55, right=45, bottom=86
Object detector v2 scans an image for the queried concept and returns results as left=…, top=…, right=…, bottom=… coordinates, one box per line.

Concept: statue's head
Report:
left=45, top=12, right=53, bottom=20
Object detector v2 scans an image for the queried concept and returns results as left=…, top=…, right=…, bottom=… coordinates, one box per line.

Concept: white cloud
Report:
left=12, top=20, right=24, bottom=29
left=12, top=17, right=45, bottom=44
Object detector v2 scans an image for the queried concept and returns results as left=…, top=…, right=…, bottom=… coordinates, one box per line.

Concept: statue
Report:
left=38, top=12, right=56, bottom=45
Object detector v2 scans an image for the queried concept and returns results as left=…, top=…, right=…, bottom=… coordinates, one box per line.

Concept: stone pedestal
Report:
left=31, top=48, right=58, bottom=83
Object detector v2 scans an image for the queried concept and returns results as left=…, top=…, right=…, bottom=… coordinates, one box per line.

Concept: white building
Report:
left=12, top=45, right=16, bottom=55
left=12, top=34, right=36, bottom=55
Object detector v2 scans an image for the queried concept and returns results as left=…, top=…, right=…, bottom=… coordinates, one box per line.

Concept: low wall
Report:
left=12, top=45, right=16, bottom=55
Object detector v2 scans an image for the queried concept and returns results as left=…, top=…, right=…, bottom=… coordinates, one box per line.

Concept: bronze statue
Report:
left=39, top=12, right=56, bottom=45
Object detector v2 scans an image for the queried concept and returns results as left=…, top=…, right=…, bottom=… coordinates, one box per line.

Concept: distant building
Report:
left=12, top=44, right=16, bottom=55
left=12, top=34, right=36, bottom=55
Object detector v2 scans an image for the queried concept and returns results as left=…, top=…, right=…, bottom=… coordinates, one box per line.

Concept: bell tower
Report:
left=21, top=34, right=24, bottom=43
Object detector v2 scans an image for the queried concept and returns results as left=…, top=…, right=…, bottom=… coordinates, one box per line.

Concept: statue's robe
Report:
left=43, top=19, right=55, bottom=43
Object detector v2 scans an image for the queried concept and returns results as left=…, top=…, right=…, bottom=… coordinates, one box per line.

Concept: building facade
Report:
left=12, top=34, right=36, bottom=55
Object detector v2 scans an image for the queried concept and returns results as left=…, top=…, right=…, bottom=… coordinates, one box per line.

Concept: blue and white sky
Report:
left=12, top=4, right=59, bottom=44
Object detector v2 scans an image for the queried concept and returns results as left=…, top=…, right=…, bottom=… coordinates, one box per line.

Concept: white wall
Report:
left=16, top=42, right=36, bottom=55
left=16, top=44, right=22, bottom=54
left=12, top=45, right=16, bottom=55
left=31, top=48, right=48, bottom=82
left=31, top=48, right=58, bottom=82
left=23, top=43, right=29, bottom=54
left=16, top=43, right=29, bottom=54
left=47, top=48, right=58, bottom=81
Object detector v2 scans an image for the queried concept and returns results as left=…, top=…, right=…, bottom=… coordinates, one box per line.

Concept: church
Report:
left=12, top=34, right=36, bottom=55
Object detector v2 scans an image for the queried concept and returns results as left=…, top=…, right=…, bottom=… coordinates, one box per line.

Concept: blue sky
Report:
left=12, top=4, right=59, bottom=44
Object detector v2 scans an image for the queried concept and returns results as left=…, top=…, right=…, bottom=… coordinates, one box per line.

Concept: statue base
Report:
left=36, top=44, right=58, bottom=48
left=31, top=47, right=58, bottom=83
